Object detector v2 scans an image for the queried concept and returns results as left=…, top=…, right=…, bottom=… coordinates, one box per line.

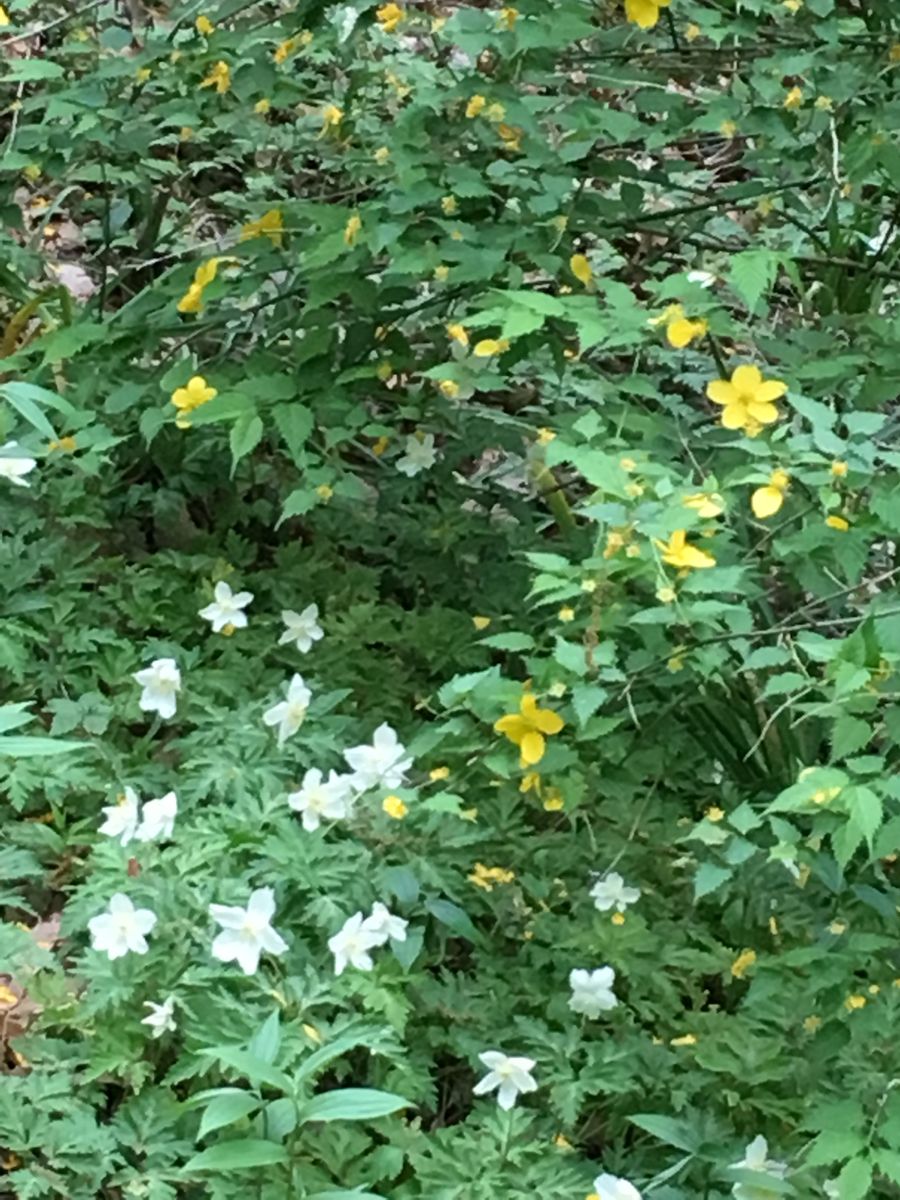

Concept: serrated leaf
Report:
left=477, top=633, right=535, bottom=651
left=727, top=249, right=779, bottom=314
left=693, top=862, right=731, bottom=899
left=230, top=413, right=263, bottom=473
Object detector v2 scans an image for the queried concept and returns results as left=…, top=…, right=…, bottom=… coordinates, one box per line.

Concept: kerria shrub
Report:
left=2, top=0, right=900, bottom=1197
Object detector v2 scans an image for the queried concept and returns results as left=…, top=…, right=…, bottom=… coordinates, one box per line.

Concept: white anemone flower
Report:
left=361, top=901, right=408, bottom=945
left=568, top=967, right=618, bottom=1018
left=0, top=442, right=37, bottom=487
left=591, top=1174, right=642, bottom=1200
left=730, top=1135, right=788, bottom=1200
left=328, top=911, right=383, bottom=976
left=263, top=674, right=312, bottom=746
left=198, top=581, right=254, bottom=632
left=396, top=432, right=437, bottom=477
left=589, top=871, right=641, bottom=913
left=141, top=995, right=177, bottom=1038
left=133, top=657, right=181, bottom=720
left=473, top=1051, right=537, bottom=1110
left=136, top=791, right=178, bottom=842
left=209, top=887, right=288, bottom=976
left=98, top=786, right=141, bottom=847
left=279, top=604, right=324, bottom=653
left=865, top=219, right=898, bottom=256
left=343, top=722, right=412, bottom=791
left=287, top=768, right=354, bottom=831
left=88, top=893, right=157, bottom=959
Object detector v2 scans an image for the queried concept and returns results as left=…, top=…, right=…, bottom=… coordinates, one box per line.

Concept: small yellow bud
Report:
left=382, top=794, right=408, bottom=819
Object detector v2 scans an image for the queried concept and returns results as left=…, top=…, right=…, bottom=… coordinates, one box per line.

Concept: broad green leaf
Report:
left=0, top=735, right=90, bottom=757
left=727, top=249, right=779, bottom=314
left=248, top=1010, right=281, bottom=1065
left=182, top=1140, right=288, bottom=1173
left=197, top=1048, right=292, bottom=1092
left=299, top=1089, right=411, bottom=1124
left=197, top=1092, right=261, bottom=1141
left=230, top=413, right=263, bottom=473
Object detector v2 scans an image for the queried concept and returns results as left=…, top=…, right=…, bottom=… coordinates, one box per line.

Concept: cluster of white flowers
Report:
left=98, top=787, right=177, bottom=846
left=328, top=902, right=408, bottom=975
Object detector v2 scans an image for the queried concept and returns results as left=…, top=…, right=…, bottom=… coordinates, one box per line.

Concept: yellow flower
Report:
left=751, top=469, right=790, bottom=519
left=241, top=208, right=284, bottom=246
left=321, top=104, right=343, bottom=131
left=656, top=529, right=716, bottom=571
left=344, top=213, right=362, bottom=247
left=656, top=585, right=677, bottom=604
left=200, top=60, right=230, bottom=94
left=831, top=460, right=848, bottom=477
left=429, top=766, right=450, bottom=781
left=730, top=949, right=757, bottom=980
left=473, top=338, right=507, bottom=357
left=520, top=771, right=541, bottom=794
left=23, top=164, right=41, bottom=181
left=845, top=994, right=867, bottom=1011
left=466, top=94, right=486, bottom=118
left=537, top=427, right=555, bottom=445
left=254, top=98, right=271, bottom=114
left=434, top=264, right=450, bottom=281
left=439, top=379, right=460, bottom=398
left=441, top=195, right=458, bottom=216
left=274, top=37, right=298, bottom=63
left=682, top=492, right=724, bottom=519
left=685, top=22, right=700, bottom=41
left=611, top=912, right=625, bottom=926
left=171, top=376, right=217, bottom=427
left=494, top=693, right=565, bottom=766
left=826, top=515, right=849, bottom=531
left=316, top=484, right=333, bottom=502
left=0, top=5, right=9, bottom=24
left=558, top=606, right=575, bottom=623
left=47, top=436, right=77, bottom=453
left=554, top=1134, right=574, bottom=1151
left=372, top=435, right=390, bottom=456
left=720, top=119, right=738, bottom=138
left=670, top=1033, right=697, bottom=1046
left=542, top=787, right=564, bottom=811
left=653, top=303, right=707, bottom=348
left=486, top=102, right=506, bottom=123
left=374, top=145, right=391, bottom=164
left=624, top=0, right=671, bottom=30
left=706, top=364, right=787, bottom=433
left=472, top=615, right=491, bottom=630
left=815, top=95, right=833, bottom=111
left=180, top=126, right=194, bottom=141
left=468, top=862, right=515, bottom=891
left=499, top=6, right=518, bottom=29
left=783, top=0, right=802, bottom=10
left=828, top=919, right=847, bottom=934
left=706, top=805, right=725, bottom=822
left=177, top=282, right=205, bottom=314
left=136, top=67, right=152, bottom=83
left=803, top=1015, right=822, bottom=1033
left=447, top=322, right=469, bottom=346
left=497, top=123, right=522, bottom=152
left=382, top=794, right=408, bottom=819
left=376, top=2, right=405, bottom=32
left=783, top=86, right=804, bottom=110
left=570, top=253, right=592, bottom=287
left=195, top=14, right=214, bottom=34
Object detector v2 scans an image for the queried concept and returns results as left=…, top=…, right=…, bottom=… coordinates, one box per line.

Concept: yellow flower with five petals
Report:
left=494, top=694, right=565, bottom=765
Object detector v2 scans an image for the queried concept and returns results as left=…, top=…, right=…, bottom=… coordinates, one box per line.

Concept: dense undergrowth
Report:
left=3, top=0, right=900, bottom=1197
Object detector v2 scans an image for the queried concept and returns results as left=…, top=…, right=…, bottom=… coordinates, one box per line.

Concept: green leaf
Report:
left=1, top=382, right=59, bottom=438
left=835, top=1156, right=873, bottom=1200
left=628, top=1113, right=700, bottom=1153
left=279, top=488, right=318, bottom=524
left=308, top=1192, right=385, bottom=1199
left=570, top=683, right=608, bottom=726
left=273, top=403, right=313, bottom=464
left=230, top=413, right=263, bottom=473
left=0, top=704, right=34, bottom=734
left=846, top=786, right=883, bottom=848
left=693, top=862, right=731, bottom=899
left=197, top=1092, right=261, bottom=1141
left=248, top=1011, right=281, bottom=1065
left=727, top=249, right=779, bottom=314
left=6, top=60, right=65, bottom=81
left=0, top=735, right=90, bottom=757
left=182, top=1140, right=288, bottom=1173
left=197, top=1048, right=292, bottom=1092
left=477, top=633, right=535, bottom=651
left=425, top=897, right=483, bottom=945
left=299, top=1089, right=412, bottom=1124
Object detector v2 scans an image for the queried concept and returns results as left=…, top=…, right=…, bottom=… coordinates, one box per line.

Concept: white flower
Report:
left=592, top=1174, right=642, bottom=1200
left=590, top=871, right=641, bottom=913
left=263, top=674, right=312, bottom=746
left=141, top=995, right=176, bottom=1038
left=279, top=604, right=324, bottom=653
left=209, top=886, right=288, bottom=976
left=133, top=657, right=181, bottom=720
left=0, top=442, right=37, bottom=487
left=686, top=269, right=716, bottom=288
left=287, top=768, right=354, bottom=831
left=730, top=1136, right=788, bottom=1200
left=328, top=911, right=383, bottom=976
left=865, top=219, right=897, bottom=255
left=361, top=901, right=408, bottom=945
left=198, top=580, right=253, bottom=632
left=98, top=787, right=141, bottom=847
left=343, top=722, right=412, bottom=791
left=136, top=791, right=178, bottom=842
left=88, top=893, right=157, bottom=959
left=396, top=432, right=437, bottom=477
left=568, top=967, right=618, bottom=1018
left=473, top=1051, right=537, bottom=1111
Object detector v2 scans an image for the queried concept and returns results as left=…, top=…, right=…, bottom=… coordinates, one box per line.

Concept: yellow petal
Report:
left=730, top=364, right=763, bottom=393
left=681, top=545, right=716, bottom=569
left=720, top=403, right=748, bottom=430
left=751, top=485, right=784, bottom=519
left=746, top=400, right=779, bottom=425
left=533, top=707, right=564, bottom=735
left=519, top=730, right=546, bottom=765
left=706, top=380, right=736, bottom=406
left=666, top=318, right=696, bottom=349
left=755, top=379, right=787, bottom=403
left=625, top=0, right=661, bottom=28
left=495, top=715, right=528, bottom=742
left=569, top=254, right=592, bottom=286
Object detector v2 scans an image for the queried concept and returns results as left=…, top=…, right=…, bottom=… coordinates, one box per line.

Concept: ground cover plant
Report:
left=3, top=0, right=900, bottom=1196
